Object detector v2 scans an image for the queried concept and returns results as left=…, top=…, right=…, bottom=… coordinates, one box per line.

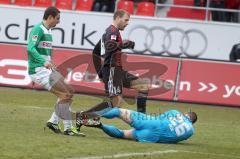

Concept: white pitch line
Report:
left=0, top=104, right=52, bottom=110
left=181, top=150, right=240, bottom=159
left=22, top=106, right=52, bottom=110
left=69, top=150, right=178, bottom=159
left=68, top=149, right=240, bottom=159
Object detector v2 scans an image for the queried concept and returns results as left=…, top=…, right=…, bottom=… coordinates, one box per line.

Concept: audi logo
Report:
left=127, top=26, right=208, bottom=57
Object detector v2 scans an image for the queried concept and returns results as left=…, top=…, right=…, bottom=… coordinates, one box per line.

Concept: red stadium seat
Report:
left=136, top=2, right=155, bottom=16
left=167, top=0, right=207, bottom=20
left=0, top=0, right=11, bottom=4
left=55, top=0, right=72, bottom=10
left=75, top=0, right=93, bottom=11
left=34, top=0, right=52, bottom=8
left=14, top=0, right=32, bottom=6
left=117, top=0, right=134, bottom=14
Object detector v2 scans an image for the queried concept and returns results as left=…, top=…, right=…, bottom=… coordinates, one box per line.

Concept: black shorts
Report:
left=101, top=66, right=138, bottom=97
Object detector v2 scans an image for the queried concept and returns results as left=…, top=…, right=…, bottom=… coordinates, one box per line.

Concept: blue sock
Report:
left=101, top=124, right=124, bottom=138
left=102, top=107, right=120, bottom=119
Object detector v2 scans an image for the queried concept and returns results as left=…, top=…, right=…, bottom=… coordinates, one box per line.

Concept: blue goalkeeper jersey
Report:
left=156, top=110, right=195, bottom=143
left=132, top=110, right=195, bottom=143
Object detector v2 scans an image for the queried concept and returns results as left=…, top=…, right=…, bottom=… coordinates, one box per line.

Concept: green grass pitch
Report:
left=0, top=87, right=239, bottom=159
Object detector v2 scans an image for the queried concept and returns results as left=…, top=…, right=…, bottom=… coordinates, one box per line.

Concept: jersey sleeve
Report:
left=105, top=28, right=119, bottom=42
left=104, top=28, right=120, bottom=53
left=27, top=27, right=46, bottom=65
left=92, top=40, right=103, bottom=79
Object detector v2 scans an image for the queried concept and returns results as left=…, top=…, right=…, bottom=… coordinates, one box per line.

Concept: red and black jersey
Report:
left=101, top=25, right=123, bottom=67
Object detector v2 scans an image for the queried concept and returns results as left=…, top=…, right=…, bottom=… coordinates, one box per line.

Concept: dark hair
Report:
left=43, top=6, right=60, bottom=20
left=187, top=112, right=197, bottom=124
left=113, top=9, right=129, bottom=20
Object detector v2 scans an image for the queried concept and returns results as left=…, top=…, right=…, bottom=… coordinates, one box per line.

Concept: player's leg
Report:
left=49, top=70, right=76, bottom=120
left=49, top=70, right=85, bottom=136
left=132, top=129, right=159, bottom=143
left=130, top=78, right=150, bottom=113
left=100, top=124, right=135, bottom=140
left=111, top=95, right=122, bottom=107
left=75, top=101, right=114, bottom=131
left=46, top=111, right=61, bottom=133
left=102, top=66, right=124, bottom=107
left=123, top=71, right=173, bottom=113
left=84, top=118, right=134, bottom=140
left=80, top=101, right=113, bottom=118
left=98, top=123, right=157, bottom=142
left=101, top=108, right=159, bottom=142
left=46, top=99, right=76, bottom=134
left=102, top=107, right=151, bottom=130
left=122, top=71, right=149, bottom=113
left=31, top=69, right=83, bottom=135
left=30, top=68, right=62, bottom=134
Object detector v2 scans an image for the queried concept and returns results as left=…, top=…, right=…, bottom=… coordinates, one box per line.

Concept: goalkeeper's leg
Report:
left=100, top=125, right=134, bottom=140
left=102, top=107, right=151, bottom=130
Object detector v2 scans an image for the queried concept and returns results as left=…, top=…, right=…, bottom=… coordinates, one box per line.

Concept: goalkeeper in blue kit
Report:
left=84, top=107, right=197, bottom=143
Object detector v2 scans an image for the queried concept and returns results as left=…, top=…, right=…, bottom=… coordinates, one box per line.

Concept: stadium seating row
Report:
left=167, top=0, right=207, bottom=20
left=0, top=0, right=93, bottom=11
left=0, top=0, right=155, bottom=16
left=118, top=0, right=155, bottom=16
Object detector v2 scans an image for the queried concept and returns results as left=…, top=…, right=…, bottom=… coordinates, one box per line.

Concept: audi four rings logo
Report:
left=127, top=26, right=208, bottom=57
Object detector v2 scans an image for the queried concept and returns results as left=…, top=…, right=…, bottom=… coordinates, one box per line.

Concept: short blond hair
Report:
left=113, top=9, right=129, bottom=20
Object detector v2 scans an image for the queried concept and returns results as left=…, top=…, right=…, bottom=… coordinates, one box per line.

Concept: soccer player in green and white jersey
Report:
left=27, top=6, right=84, bottom=136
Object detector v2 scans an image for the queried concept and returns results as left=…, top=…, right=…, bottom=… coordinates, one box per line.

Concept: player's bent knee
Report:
left=131, top=78, right=150, bottom=92
left=59, top=92, right=73, bottom=100
left=123, top=129, right=135, bottom=140
left=111, top=95, right=122, bottom=106
left=120, top=109, right=132, bottom=123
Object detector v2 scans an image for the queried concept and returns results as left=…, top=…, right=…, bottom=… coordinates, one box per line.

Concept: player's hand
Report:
left=128, top=40, right=135, bottom=49
left=44, top=61, right=53, bottom=69
left=51, top=62, right=57, bottom=70
left=122, top=40, right=135, bottom=49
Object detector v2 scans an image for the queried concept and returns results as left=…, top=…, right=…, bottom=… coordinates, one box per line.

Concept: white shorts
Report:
left=30, top=67, right=52, bottom=91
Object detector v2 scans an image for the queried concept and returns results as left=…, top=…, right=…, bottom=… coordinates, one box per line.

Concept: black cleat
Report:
left=46, top=122, right=61, bottom=134
left=76, top=112, right=83, bottom=132
left=76, top=112, right=102, bottom=128
left=82, top=117, right=102, bottom=128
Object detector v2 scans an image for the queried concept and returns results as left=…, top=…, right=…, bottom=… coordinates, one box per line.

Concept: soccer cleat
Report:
left=76, top=111, right=83, bottom=132
left=76, top=111, right=102, bottom=128
left=63, top=127, right=86, bottom=137
left=81, top=117, right=102, bottom=128
left=46, top=122, right=61, bottom=134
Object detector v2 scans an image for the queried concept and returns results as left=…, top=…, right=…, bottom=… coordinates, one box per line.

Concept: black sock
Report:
left=81, top=101, right=113, bottom=118
left=137, top=92, right=148, bottom=113
left=85, top=101, right=113, bottom=113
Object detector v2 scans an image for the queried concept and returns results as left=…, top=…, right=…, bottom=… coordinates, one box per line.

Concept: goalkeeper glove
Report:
left=121, top=40, right=135, bottom=49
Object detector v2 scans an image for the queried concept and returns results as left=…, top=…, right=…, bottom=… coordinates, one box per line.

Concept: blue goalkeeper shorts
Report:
left=130, top=111, right=162, bottom=143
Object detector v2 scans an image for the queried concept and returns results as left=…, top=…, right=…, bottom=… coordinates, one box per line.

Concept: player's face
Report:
left=49, top=14, right=60, bottom=28
left=118, top=14, right=130, bottom=31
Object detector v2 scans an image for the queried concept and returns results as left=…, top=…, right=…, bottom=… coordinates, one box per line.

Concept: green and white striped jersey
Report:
left=27, top=22, right=53, bottom=74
